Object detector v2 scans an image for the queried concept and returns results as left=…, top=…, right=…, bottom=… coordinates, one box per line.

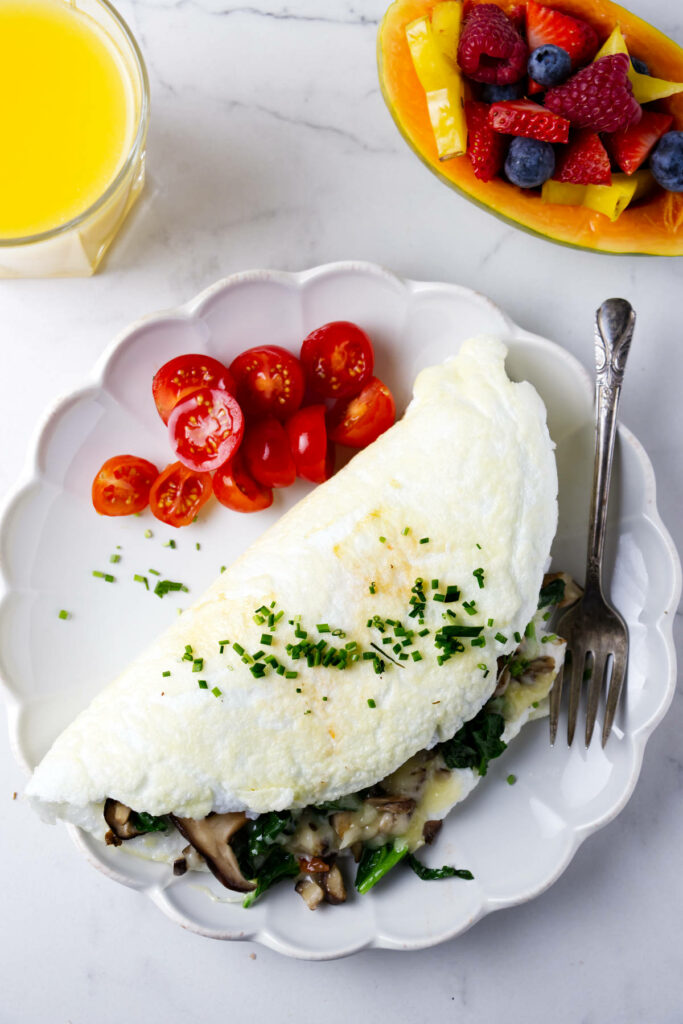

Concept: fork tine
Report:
left=585, top=653, right=606, bottom=746
left=548, top=659, right=565, bottom=744
left=602, top=647, right=628, bottom=746
left=566, top=647, right=586, bottom=745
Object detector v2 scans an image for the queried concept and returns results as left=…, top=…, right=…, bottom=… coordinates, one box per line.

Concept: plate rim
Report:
left=1, top=260, right=680, bottom=958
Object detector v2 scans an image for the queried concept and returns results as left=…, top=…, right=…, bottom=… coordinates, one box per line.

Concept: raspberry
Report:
left=465, top=100, right=507, bottom=181
left=457, top=4, right=528, bottom=86
left=544, top=54, right=642, bottom=133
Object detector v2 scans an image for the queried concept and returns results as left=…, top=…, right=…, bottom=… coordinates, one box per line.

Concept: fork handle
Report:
left=587, top=299, right=636, bottom=590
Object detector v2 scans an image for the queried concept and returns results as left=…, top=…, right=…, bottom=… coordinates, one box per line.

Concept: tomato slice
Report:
left=149, top=461, right=212, bottom=527
left=92, top=455, right=159, bottom=517
left=167, top=387, right=244, bottom=473
left=213, top=452, right=274, bottom=513
left=300, top=321, right=374, bottom=399
left=327, top=377, right=396, bottom=448
left=229, top=345, right=305, bottom=420
left=152, top=354, right=235, bottom=425
left=285, top=404, right=335, bottom=484
left=242, top=417, right=296, bottom=489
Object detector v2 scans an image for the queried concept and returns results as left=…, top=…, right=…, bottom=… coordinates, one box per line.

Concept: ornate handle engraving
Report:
left=586, top=299, right=636, bottom=589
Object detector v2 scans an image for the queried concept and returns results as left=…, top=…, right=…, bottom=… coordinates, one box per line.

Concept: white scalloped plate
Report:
left=1, top=262, right=679, bottom=959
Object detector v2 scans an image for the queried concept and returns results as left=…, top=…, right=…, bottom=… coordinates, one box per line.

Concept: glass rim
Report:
left=0, top=0, right=150, bottom=249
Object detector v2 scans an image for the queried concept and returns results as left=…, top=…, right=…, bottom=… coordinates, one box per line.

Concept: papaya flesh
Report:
left=378, top=0, right=683, bottom=255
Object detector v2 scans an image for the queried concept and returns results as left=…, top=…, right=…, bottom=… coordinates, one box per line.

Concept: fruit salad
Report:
left=406, top=0, right=683, bottom=220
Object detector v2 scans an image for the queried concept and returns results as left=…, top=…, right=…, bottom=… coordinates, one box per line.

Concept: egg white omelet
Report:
left=27, top=337, right=558, bottom=874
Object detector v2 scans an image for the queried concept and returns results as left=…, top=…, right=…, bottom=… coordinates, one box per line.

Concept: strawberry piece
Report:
left=554, top=130, right=612, bottom=185
left=526, top=0, right=598, bottom=68
left=465, top=100, right=507, bottom=181
left=457, top=4, right=528, bottom=85
left=545, top=54, right=642, bottom=133
left=488, top=99, right=570, bottom=143
left=527, top=77, right=544, bottom=95
left=606, top=110, right=674, bottom=175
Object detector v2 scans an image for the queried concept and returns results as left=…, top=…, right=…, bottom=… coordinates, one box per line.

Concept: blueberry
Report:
left=527, top=45, right=572, bottom=86
left=650, top=131, right=683, bottom=192
left=479, top=82, right=525, bottom=103
left=505, top=137, right=555, bottom=188
left=630, top=56, right=650, bottom=76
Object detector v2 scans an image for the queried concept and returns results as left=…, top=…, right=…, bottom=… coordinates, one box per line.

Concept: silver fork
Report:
left=549, top=298, right=635, bottom=747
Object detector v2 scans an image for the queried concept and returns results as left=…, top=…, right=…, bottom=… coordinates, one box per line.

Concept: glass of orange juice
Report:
left=0, top=0, right=149, bottom=277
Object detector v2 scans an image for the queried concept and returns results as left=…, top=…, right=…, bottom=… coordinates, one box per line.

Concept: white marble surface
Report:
left=1, top=0, right=682, bottom=1020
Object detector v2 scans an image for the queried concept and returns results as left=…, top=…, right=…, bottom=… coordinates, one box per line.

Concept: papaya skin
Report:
left=378, top=0, right=683, bottom=255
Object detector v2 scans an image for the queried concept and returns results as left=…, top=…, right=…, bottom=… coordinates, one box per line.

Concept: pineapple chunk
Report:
left=542, top=170, right=654, bottom=221
left=595, top=25, right=683, bottom=103
left=406, top=5, right=466, bottom=161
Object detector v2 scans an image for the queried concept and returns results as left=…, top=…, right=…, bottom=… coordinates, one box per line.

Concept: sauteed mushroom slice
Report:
left=295, top=877, right=325, bottom=910
left=171, top=811, right=255, bottom=893
left=103, top=799, right=144, bottom=845
left=321, top=862, right=347, bottom=905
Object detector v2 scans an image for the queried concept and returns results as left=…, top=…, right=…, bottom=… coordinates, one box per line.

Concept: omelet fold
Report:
left=27, top=336, right=557, bottom=835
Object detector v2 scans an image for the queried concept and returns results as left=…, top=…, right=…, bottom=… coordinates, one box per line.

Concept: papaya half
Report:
left=378, top=0, right=683, bottom=255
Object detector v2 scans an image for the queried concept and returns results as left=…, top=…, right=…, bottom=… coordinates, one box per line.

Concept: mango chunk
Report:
left=542, top=170, right=654, bottom=221
left=594, top=25, right=683, bottom=103
left=406, top=5, right=466, bottom=161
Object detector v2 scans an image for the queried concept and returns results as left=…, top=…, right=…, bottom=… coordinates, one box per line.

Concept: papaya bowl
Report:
left=378, top=0, right=683, bottom=255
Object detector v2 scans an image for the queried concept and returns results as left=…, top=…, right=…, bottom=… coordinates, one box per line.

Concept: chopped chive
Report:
left=261, top=634, right=273, bottom=646
left=192, top=658, right=204, bottom=673
left=393, top=643, right=402, bottom=655
left=154, top=579, right=188, bottom=598
left=252, top=651, right=265, bottom=661
left=476, top=543, right=482, bottom=550
left=367, top=698, right=376, bottom=708
left=304, top=709, right=312, bottom=715
left=220, top=566, right=226, bottom=573
left=144, top=529, right=153, bottom=538
left=541, top=634, right=558, bottom=644
left=296, top=687, right=302, bottom=693
left=431, top=579, right=439, bottom=589
left=418, top=628, right=430, bottom=637
left=473, top=568, right=485, bottom=588
left=514, top=631, right=522, bottom=644
left=109, top=554, right=121, bottom=564
left=399, top=653, right=409, bottom=661
left=477, top=663, right=488, bottom=672
left=462, top=601, right=477, bottom=616
left=316, top=624, right=330, bottom=633
left=382, top=637, right=392, bottom=644
left=433, top=593, right=445, bottom=603
left=532, top=701, right=539, bottom=709
left=133, top=574, right=148, bottom=590
left=92, top=570, right=115, bottom=583
left=379, top=536, right=386, bottom=544
left=487, top=618, right=494, bottom=627
left=525, top=621, right=536, bottom=640
left=322, top=696, right=328, bottom=701
left=402, top=526, right=410, bottom=536
left=542, top=611, right=551, bottom=621
left=471, top=637, right=486, bottom=647
left=495, top=632, right=508, bottom=644
left=419, top=537, right=430, bottom=544
left=164, top=539, right=176, bottom=549
left=212, top=686, right=222, bottom=697
left=250, top=664, right=266, bottom=678
left=233, top=643, right=245, bottom=656
left=507, top=774, right=517, bottom=785
left=197, top=680, right=208, bottom=689
left=285, top=671, right=298, bottom=680
left=444, top=585, right=460, bottom=603
left=411, top=651, right=423, bottom=662
left=369, top=582, right=377, bottom=594
left=195, top=542, right=201, bottom=551
left=58, top=609, right=69, bottom=620
left=162, top=670, right=171, bottom=677
left=148, top=569, right=161, bottom=576
left=362, top=652, right=375, bottom=660
left=373, top=658, right=384, bottom=675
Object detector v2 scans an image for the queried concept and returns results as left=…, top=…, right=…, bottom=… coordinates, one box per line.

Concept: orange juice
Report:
left=0, top=0, right=136, bottom=239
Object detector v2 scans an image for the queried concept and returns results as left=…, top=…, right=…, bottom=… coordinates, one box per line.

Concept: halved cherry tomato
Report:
left=149, top=461, right=212, bottom=527
left=229, top=345, right=305, bottom=420
left=242, top=417, right=296, bottom=489
left=327, top=377, right=396, bottom=449
left=213, top=451, right=273, bottom=513
left=92, top=455, right=159, bottom=517
left=285, top=405, right=335, bottom=484
left=167, top=387, right=244, bottom=473
left=300, top=321, right=374, bottom=399
left=152, top=354, right=235, bottom=425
